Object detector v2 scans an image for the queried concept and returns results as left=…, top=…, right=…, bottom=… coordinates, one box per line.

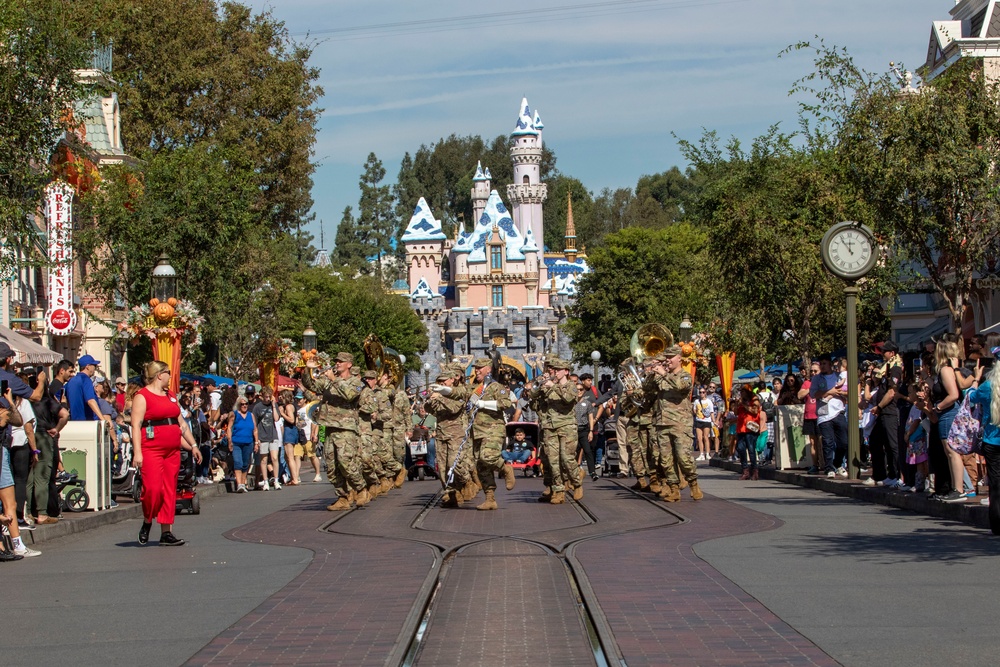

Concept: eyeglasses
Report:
left=160, top=370, right=171, bottom=376
left=115, top=382, right=125, bottom=387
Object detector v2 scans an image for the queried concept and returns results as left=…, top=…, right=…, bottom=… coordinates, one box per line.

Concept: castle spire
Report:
left=564, top=191, right=577, bottom=263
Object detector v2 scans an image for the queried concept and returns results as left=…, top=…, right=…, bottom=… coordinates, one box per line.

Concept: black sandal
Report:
left=138, top=522, right=152, bottom=545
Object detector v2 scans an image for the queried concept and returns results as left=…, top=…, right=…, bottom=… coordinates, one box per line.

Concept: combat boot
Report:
left=355, top=487, right=371, bottom=507
left=327, top=497, right=352, bottom=511
left=537, top=486, right=551, bottom=502
left=678, top=476, right=689, bottom=491
left=549, top=490, right=566, bottom=505
left=462, top=481, right=477, bottom=501
left=441, top=490, right=460, bottom=508
left=660, top=484, right=681, bottom=502
left=476, top=489, right=498, bottom=511
left=573, top=483, right=584, bottom=501
left=649, top=480, right=662, bottom=494
left=630, top=478, right=648, bottom=492
left=394, top=468, right=406, bottom=488
left=348, top=489, right=357, bottom=504
left=689, top=479, right=703, bottom=501
left=367, top=483, right=381, bottom=499
left=503, top=463, right=516, bottom=491
left=381, top=478, right=392, bottom=494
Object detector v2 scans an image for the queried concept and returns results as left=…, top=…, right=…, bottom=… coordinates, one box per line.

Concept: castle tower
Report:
left=402, top=197, right=447, bottom=295
left=564, top=191, right=577, bottom=263
left=471, top=161, right=491, bottom=226
left=506, top=97, right=548, bottom=299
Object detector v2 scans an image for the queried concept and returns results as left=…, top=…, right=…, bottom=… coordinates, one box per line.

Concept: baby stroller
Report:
left=175, top=449, right=201, bottom=514
left=601, top=418, right=621, bottom=477
left=505, top=422, right=541, bottom=477
left=111, top=424, right=142, bottom=504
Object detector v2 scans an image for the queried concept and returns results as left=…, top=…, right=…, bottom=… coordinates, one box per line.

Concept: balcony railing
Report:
left=89, top=32, right=112, bottom=73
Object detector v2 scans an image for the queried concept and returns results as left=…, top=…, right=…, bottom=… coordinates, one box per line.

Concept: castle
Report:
left=402, top=98, right=590, bottom=382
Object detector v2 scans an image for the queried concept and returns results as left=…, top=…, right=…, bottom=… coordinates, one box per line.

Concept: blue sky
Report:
left=243, top=0, right=946, bottom=248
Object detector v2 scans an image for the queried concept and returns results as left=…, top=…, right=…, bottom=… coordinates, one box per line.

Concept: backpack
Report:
left=759, top=392, right=776, bottom=421
left=946, top=393, right=982, bottom=455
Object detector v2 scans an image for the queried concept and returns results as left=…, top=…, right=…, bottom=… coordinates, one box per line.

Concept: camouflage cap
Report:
left=350, top=366, right=360, bottom=377
left=662, top=345, right=683, bottom=358
left=447, top=362, right=468, bottom=376
left=435, top=371, right=454, bottom=382
left=362, top=370, right=378, bottom=380
left=472, top=357, right=492, bottom=368
left=335, top=351, right=354, bottom=363
left=545, top=356, right=571, bottom=370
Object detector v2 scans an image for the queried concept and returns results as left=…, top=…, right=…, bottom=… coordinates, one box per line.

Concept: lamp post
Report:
left=423, top=362, right=431, bottom=392
left=303, top=323, right=317, bottom=351
left=591, top=350, right=601, bottom=377
left=679, top=314, right=693, bottom=343
left=209, top=361, right=217, bottom=374
left=151, top=253, right=177, bottom=302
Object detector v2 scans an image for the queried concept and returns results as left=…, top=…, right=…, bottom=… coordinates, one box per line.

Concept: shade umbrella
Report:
left=0, top=325, right=63, bottom=365
left=202, top=373, right=236, bottom=386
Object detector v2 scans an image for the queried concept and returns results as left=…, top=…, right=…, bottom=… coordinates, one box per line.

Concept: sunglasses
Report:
left=115, top=382, right=125, bottom=387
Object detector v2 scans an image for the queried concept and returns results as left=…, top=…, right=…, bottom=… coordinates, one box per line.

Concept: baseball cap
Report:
left=0, top=342, right=15, bottom=359
left=78, top=354, right=100, bottom=368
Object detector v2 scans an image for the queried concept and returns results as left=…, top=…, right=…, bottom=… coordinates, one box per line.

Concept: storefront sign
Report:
left=44, top=181, right=77, bottom=336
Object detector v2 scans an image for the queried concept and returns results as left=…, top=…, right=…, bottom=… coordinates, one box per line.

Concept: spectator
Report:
left=706, top=382, right=725, bottom=457
left=410, top=402, right=436, bottom=471
left=865, top=341, right=904, bottom=488
left=971, top=360, right=1000, bottom=534
left=252, top=387, right=281, bottom=490
left=502, top=427, right=534, bottom=466
left=799, top=362, right=823, bottom=474
left=65, top=356, right=115, bottom=437
left=928, top=338, right=963, bottom=500
left=296, top=394, right=322, bottom=482
left=227, top=397, right=256, bottom=493
left=0, top=385, right=36, bottom=559
left=94, top=379, right=120, bottom=453
left=905, top=382, right=930, bottom=493
left=692, top=386, right=714, bottom=461
left=49, top=360, right=73, bottom=403
left=113, top=376, right=127, bottom=413
left=736, top=386, right=764, bottom=480
left=512, top=380, right=537, bottom=423
left=27, top=378, right=66, bottom=526
left=811, top=353, right=849, bottom=478
left=756, top=380, right=777, bottom=463
left=575, top=383, right=598, bottom=480
left=776, top=374, right=803, bottom=406
left=8, top=392, right=36, bottom=528
left=277, top=390, right=301, bottom=485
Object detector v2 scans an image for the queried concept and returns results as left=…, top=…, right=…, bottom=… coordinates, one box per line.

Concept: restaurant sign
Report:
left=44, top=181, right=77, bottom=335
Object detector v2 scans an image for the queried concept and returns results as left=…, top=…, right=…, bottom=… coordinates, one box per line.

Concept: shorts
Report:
left=802, top=419, right=818, bottom=437
left=0, top=447, right=12, bottom=489
left=283, top=426, right=298, bottom=446
left=259, top=438, right=282, bottom=454
left=293, top=441, right=316, bottom=458
left=694, top=422, right=713, bottom=431
left=232, top=442, right=254, bottom=472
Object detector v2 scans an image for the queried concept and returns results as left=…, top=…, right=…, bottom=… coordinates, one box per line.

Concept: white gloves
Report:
left=475, top=399, right=499, bottom=412
left=429, top=384, right=452, bottom=396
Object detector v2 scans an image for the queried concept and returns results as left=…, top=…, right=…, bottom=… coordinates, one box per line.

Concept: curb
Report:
left=710, top=458, right=990, bottom=530
left=23, top=481, right=229, bottom=546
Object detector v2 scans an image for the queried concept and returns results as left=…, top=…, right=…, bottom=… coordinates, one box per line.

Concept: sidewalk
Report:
left=21, top=480, right=229, bottom=546
left=710, top=457, right=991, bottom=529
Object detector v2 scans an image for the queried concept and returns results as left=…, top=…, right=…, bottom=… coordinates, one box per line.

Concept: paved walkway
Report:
left=11, top=466, right=1000, bottom=666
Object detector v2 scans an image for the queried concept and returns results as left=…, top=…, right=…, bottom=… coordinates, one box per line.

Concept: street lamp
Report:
left=423, top=362, right=431, bottom=391
left=303, top=323, right=317, bottom=351
left=151, top=253, right=177, bottom=302
left=591, top=350, right=601, bottom=377
left=209, top=361, right=217, bottom=374
left=679, top=314, right=693, bottom=343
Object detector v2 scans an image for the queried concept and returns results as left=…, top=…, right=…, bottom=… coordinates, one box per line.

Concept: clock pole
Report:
left=845, top=284, right=861, bottom=480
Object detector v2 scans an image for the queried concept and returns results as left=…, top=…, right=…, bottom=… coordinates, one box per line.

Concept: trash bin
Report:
left=59, top=420, right=113, bottom=510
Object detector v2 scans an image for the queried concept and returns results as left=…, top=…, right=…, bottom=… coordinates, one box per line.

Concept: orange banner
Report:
left=259, top=360, right=278, bottom=393
left=153, top=330, right=182, bottom=394
left=716, top=352, right=736, bottom=411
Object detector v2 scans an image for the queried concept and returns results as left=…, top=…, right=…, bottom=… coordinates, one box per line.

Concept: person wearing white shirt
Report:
left=810, top=354, right=849, bottom=477
left=693, top=387, right=715, bottom=462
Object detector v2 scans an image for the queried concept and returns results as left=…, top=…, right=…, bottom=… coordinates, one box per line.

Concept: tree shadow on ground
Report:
left=788, top=527, right=1000, bottom=564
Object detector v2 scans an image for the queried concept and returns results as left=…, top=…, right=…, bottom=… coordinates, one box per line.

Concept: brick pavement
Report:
left=184, top=477, right=842, bottom=666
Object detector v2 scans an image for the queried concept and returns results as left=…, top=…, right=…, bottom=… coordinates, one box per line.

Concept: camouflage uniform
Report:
left=301, top=368, right=367, bottom=498
left=358, top=382, right=387, bottom=483
left=626, top=390, right=658, bottom=485
left=374, top=387, right=402, bottom=477
left=472, top=380, right=513, bottom=493
left=391, top=389, right=411, bottom=465
left=529, top=374, right=580, bottom=494
left=425, top=379, right=472, bottom=494
left=648, top=358, right=698, bottom=494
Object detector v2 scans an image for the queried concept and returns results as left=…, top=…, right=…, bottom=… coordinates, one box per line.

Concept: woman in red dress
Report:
left=130, top=361, right=202, bottom=546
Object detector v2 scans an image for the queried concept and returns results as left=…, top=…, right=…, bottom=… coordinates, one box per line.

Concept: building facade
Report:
left=402, top=98, right=589, bottom=381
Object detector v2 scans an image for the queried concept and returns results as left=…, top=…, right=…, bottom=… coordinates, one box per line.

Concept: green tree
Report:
left=332, top=205, right=367, bottom=273
left=278, top=268, right=428, bottom=368
left=588, top=187, right=636, bottom=247
left=565, top=225, right=710, bottom=365
left=0, top=0, right=85, bottom=268
left=679, top=127, right=860, bottom=367
left=543, top=176, right=593, bottom=253
left=355, top=153, right=395, bottom=283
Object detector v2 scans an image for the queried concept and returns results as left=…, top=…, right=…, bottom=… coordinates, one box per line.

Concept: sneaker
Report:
left=273, top=480, right=282, bottom=490
left=982, top=497, right=989, bottom=506
left=863, top=478, right=876, bottom=487
left=827, top=471, right=837, bottom=478
left=109, top=499, right=119, bottom=508
left=962, top=490, right=977, bottom=499
left=313, top=475, right=323, bottom=483
left=17, top=519, right=36, bottom=531
left=806, top=466, right=818, bottom=475
left=695, top=454, right=705, bottom=462
left=881, top=479, right=899, bottom=489
left=837, top=468, right=849, bottom=478
left=0, top=549, right=23, bottom=562
left=13, top=546, right=41, bottom=558
left=939, top=490, right=965, bottom=503
left=237, top=484, right=247, bottom=493
left=897, top=484, right=912, bottom=492
left=261, top=481, right=270, bottom=491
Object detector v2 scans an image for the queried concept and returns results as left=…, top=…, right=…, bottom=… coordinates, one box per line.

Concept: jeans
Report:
left=232, top=442, right=253, bottom=473
left=10, top=445, right=31, bottom=521
left=577, top=427, right=596, bottom=475
left=736, top=432, right=758, bottom=470
left=981, top=443, right=1000, bottom=535
left=502, top=449, right=532, bottom=464
left=817, top=413, right=849, bottom=473
left=869, top=413, right=900, bottom=482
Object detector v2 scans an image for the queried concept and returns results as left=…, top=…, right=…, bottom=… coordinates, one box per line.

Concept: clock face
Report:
left=822, top=222, right=878, bottom=280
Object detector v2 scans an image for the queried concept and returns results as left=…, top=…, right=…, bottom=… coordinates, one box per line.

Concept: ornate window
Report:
left=490, top=245, right=503, bottom=271
left=491, top=285, right=503, bottom=307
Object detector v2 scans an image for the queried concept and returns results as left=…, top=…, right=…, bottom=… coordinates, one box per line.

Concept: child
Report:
left=905, top=383, right=930, bottom=492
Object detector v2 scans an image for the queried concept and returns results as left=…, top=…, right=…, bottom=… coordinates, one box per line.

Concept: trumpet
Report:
left=617, top=360, right=645, bottom=407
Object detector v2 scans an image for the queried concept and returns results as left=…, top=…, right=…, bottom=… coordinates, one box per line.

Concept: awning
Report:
left=0, top=326, right=64, bottom=365
left=896, top=316, right=951, bottom=351
left=980, top=321, right=1000, bottom=335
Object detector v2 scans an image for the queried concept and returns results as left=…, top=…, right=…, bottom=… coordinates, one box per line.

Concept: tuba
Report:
left=363, top=334, right=405, bottom=387
left=630, top=323, right=673, bottom=364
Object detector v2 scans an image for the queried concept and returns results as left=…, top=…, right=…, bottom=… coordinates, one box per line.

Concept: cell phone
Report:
left=912, top=359, right=922, bottom=378
left=1, top=380, right=7, bottom=395
left=980, top=357, right=995, bottom=369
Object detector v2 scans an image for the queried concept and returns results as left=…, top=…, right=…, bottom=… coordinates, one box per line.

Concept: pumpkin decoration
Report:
left=681, top=342, right=695, bottom=357
left=149, top=298, right=160, bottom=308
left=152, top=301, right=175, bottom=324
left=167, top=297, right=178, bottom=307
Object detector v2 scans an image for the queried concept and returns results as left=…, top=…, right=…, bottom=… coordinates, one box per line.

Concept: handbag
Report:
left=746, top=420, right=760, bottom=433
left=946, top=393, right=982, bottom=455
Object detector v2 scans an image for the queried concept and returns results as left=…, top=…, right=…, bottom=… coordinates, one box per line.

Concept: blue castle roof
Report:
left=401, top=197, right=447, bottom=242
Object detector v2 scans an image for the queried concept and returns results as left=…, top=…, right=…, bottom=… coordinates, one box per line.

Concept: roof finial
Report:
left=564, top=191, right=577, bottom=262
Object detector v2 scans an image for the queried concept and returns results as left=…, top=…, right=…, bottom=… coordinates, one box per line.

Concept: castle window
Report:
left=522, top=175, right=529, bottom=184
left=490, top=245, right=503, bottom=271
left=491, top=285, right=504, bottom=307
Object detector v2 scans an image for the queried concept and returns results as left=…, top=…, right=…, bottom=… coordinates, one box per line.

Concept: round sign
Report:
left=46, top=308, right=77, bottom=335
left=821, top=221, right=878, bottom=281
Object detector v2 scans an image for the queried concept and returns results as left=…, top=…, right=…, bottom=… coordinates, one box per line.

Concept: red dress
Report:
left=138, top=388, right=182, bottom=525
